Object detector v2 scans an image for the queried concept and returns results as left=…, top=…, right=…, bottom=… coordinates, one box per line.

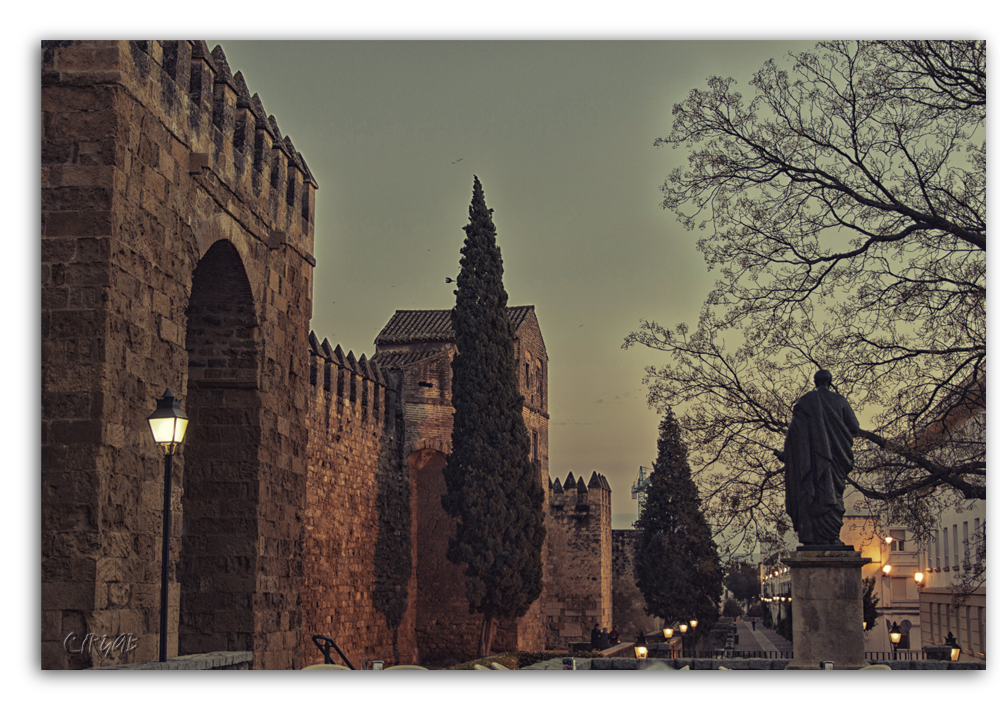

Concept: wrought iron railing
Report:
left=648, top=648, right=793, bottom=660
left=311, top=634, right=356, bottom=669
left=864, top=650, right=927, bottom=661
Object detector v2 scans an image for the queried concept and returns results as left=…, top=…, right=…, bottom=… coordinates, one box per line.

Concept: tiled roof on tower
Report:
left=374, top=306, right=536, bottom=346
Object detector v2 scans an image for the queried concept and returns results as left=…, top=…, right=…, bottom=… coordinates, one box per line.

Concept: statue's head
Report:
left=814, top=369, right=833, bottom=388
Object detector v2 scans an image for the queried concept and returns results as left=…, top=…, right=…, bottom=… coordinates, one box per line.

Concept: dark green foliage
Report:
left=724, top=561, right=761, bottom=605
left=762, top=606, right=774, bottom=629
left=862, top=576, right=880, bottom=632
left=633, top=409, right=723, bottom=630
left=442, top=177, right=546, bottom=655
left=722, top=597, right=743, bottom=618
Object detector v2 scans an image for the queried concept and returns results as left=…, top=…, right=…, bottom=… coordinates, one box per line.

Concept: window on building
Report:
left=974, top=518, right=982, bottom=564
left=935, top=529, right=941, bottom=569
left=977, top=607, right=985, bottom=657
left=953, top=523, right=959, bottom=568
left=965, top=606, right=973, bottom=654
left=898, top=620, right=911, bottom=649
left=890, top=528, right=905, bottom=551
left=963, top=521, right=970, bottom=566
left=943, top=528, right=949, bottom=568
left=535, top=359, right=543, bottom=403
left=891, top=576, right=909, bottom=602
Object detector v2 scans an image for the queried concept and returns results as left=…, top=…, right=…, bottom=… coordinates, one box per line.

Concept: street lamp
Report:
left=147, top=388, right=190, bottom=662
left=678, top=623, right=689, bottom=657
left=944, top=632, right=961, bottom=662
left=689, top=619, right=698, bottom=657
left=914, top=571, right=924, bottom=587
left=882, top=564, right=892, bottom=575
left=633, top=632, right=648, bottom=660
left=662, top=626, right=675, bottom=657
left=889, top=622, right=902, bottom=655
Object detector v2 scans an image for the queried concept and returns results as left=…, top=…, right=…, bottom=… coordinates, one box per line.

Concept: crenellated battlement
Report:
left=308, top=331, right=395, bottom=429
left=549, top=470, right=611, bottom=513
left=41, top=40, right=318, bottom=264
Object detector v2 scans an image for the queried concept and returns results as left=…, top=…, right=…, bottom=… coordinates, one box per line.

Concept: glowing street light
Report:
left=147, top=389, right=190, bottom=662
left=633, top=632, right=648, bottom=660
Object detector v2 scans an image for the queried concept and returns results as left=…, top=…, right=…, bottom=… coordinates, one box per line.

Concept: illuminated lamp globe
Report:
left=147, top=389, right=189, bottom=454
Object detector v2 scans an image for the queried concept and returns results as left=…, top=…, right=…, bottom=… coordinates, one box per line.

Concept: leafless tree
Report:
left=624, top=41, right=985, bottom=551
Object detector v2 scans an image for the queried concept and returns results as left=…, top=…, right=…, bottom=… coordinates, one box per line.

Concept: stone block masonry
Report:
left=42, top=41, right=316, bottom=669
left=611, top=529, right=664, bottom=639
left=302, top=335, right=419, bottom=667
left=543, top=472, right=612, bottom=650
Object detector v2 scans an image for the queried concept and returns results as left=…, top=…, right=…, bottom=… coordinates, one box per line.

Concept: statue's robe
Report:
left=784, top=387, right=860, bottom=546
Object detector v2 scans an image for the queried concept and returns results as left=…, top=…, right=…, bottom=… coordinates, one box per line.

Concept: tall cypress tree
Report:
left=634, top=409, right=723, bottom=633
left=442, top=176, right=545, bottom=658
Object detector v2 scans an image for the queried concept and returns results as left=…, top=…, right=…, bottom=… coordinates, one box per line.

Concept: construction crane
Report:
left=631, top=466, right=654, bottom=518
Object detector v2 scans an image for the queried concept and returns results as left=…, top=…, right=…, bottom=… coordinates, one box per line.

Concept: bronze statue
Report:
left=775, top=370, right=860, bottom=547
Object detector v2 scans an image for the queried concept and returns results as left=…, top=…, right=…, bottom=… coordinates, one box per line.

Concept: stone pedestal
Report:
left=783, top=550, right=871, bottom=670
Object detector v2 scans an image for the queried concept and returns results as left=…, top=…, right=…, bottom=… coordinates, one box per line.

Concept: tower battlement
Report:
left=42, top=40, right=318, bottom=264
left=549, top=470, right=611, bottom=512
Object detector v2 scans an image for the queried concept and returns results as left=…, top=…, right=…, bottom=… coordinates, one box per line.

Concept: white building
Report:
left=841, top=497, right=923, bottom=654
left=917, top=498, right=985, bottom=661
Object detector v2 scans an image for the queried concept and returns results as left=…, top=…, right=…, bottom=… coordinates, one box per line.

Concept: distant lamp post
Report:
left=882, top=564, right=892, bottom=575
left=914, top=572, right=924, bottom=588
left=679, top=623, right=689, bottom=657
left=689, top=619, right=698, bottom=657
left=633, top=632, right=648, bottom=660
left=944, top=632, right=961, bottom=662
left=663, top=627, right=674, bottom=657
left=147, top=389, right=190, bottom=662
left=889, top=622, right=902, bottom=654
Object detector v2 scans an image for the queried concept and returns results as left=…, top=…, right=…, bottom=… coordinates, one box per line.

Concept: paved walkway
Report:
left=732, top=619, right=793, bottom=654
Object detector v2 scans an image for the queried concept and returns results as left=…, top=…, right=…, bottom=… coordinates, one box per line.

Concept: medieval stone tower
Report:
left=302, top=307, right=550, bottom=666
left=42, top=41, right=317, bottom=669
left=543, top=471, right=612, bottom=649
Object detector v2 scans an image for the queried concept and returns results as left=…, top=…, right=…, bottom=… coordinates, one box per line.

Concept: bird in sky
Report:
left=452, top=158, right=463, bottom=164
left=445, top=277, right=455, bottom=284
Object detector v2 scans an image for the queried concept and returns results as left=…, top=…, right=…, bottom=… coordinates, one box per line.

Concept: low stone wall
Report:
left=90, top=651, right=252, bottom=670
left=524, top=657, right=986, bottom=670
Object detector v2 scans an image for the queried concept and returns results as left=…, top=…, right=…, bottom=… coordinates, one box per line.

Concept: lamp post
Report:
left=944, top=632, right=961, bottom=662
left=633, top=632, right=648, bottom=660
left=662, top=626, right=674, bottom=656
left=888, top=621, right=902, bottom=656
left=678, top=622, right=689, bottom=658
left=147, top=389, right=190, bottom=662
left=689, top=619, right=698, bottom=658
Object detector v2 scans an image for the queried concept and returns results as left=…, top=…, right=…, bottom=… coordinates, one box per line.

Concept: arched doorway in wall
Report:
left=179, top=239, right=262, bottom=655
left=409, top=448, right=479, bottom=663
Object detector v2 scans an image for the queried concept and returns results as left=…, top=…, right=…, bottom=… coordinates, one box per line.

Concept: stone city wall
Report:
left=611, top=529, right=663, bottom=639
left=302, top=335, right=419, bottom=667
left=42, top=40, right=316, bottom=669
